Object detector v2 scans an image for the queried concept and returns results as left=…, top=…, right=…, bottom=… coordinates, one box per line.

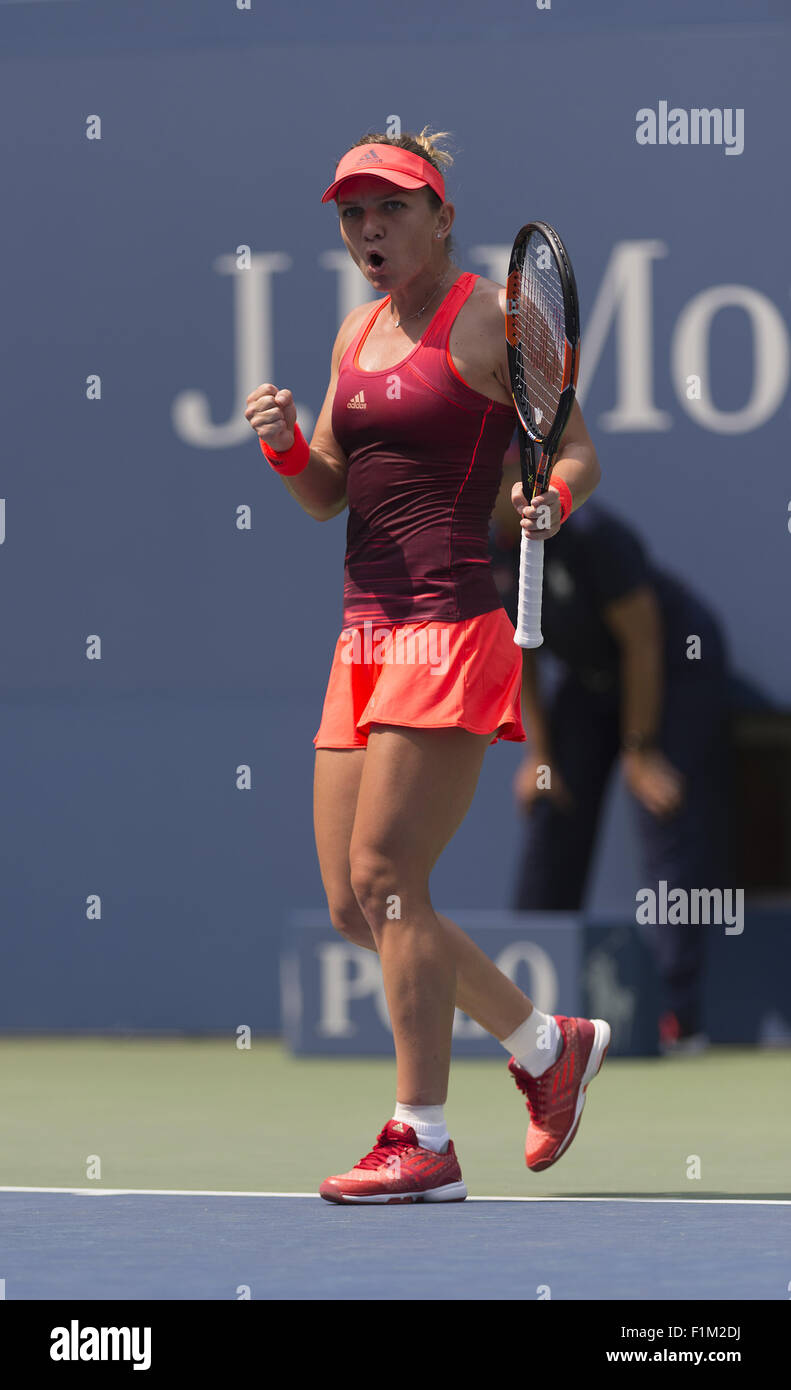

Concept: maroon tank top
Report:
left=331, top=271, right=516, bottom=626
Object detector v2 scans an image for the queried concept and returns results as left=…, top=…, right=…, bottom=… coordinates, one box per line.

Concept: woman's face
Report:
left=336, top=174, right=442, bottom=290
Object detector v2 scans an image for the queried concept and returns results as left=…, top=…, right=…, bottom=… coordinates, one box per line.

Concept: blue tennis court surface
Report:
left=2, top=1190, right=788, bottom=1300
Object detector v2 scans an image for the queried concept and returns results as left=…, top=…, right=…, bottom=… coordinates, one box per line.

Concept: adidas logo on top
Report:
left=347, top=390, right=367, bottom=409
left=356, top=149, right=384, bottom=165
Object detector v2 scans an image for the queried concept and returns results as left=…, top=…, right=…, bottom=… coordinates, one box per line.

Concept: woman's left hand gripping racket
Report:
left=505, top=220, right=580, bottom=648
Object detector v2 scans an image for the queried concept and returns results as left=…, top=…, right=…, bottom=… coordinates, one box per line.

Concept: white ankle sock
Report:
left=501, top=1009, right=562, bottom=1077
left=393, top=1102, right=449, bottom=1154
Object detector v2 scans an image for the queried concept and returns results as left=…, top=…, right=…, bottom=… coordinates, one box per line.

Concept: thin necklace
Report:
left=391, top=267, right=454, bottom=328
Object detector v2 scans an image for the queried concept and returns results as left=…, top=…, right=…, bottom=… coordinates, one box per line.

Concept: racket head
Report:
left=505, top=221, right=580, bottom=492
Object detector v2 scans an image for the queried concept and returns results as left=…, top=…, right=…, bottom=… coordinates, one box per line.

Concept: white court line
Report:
left=0, top=1186, right=788, bottom=1205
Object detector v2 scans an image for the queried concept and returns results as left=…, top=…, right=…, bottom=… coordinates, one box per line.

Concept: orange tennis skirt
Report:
left=314, top=607, right=526, bottom=749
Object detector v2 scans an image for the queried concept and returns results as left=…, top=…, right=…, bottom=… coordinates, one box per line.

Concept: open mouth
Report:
left=367, top=252, right=386, bottom=270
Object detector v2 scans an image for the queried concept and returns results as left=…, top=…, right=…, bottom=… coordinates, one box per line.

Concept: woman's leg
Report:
left=349, top=725, right=527, bottom=1106
left=314, top=733, right=610, bottom=1183
left=314, top=744, right=535, bottom=1044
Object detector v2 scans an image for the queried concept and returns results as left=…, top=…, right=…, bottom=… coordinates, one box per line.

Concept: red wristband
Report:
left=259, top=423, right=310, bottom=476
left=549, top=475, right=573, bottom=524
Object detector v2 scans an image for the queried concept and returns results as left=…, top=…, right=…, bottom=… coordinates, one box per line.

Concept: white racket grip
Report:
left=513, top=531, right=545, bottom=648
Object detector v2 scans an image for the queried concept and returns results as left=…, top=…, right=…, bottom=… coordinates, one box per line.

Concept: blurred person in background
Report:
left=490, top=446, right=731, bottom=1053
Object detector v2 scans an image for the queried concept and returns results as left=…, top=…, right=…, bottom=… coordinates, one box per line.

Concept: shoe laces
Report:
left=356, top=1126, right=416, bottom=1171
left=510, top=1064, right=552, bottom=1123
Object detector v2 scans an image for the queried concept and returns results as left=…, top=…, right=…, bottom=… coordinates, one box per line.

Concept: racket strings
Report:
left=513, top=236, right=566, bottom=436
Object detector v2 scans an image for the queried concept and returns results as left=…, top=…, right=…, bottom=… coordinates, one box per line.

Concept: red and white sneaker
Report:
left=508, top=1015, right=611, bottom=1172
left=319, top=1120, right=467, bottom=1204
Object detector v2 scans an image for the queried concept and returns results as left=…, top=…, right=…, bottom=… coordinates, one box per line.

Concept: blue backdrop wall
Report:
left=1, top=0, right=789, bottom=1031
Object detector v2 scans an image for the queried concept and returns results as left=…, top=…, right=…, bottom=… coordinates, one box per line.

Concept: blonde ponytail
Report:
left=412, top=126, right=455, bottom=171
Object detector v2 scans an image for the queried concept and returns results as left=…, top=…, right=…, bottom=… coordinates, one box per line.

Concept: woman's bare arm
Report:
left=245, top=301, right=372, bottom=522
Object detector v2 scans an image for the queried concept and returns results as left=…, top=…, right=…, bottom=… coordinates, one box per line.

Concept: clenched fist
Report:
left=245, top=384, right=297, bottom=452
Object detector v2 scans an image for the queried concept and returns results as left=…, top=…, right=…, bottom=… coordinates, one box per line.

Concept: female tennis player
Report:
left=245, top=128, right=610, bottom=1203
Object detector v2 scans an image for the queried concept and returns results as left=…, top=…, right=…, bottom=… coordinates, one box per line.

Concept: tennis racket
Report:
left=505, top=220, right=580, bottom=648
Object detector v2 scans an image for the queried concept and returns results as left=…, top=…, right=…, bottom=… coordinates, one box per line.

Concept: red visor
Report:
left=321, top=144, right=446, bottom=204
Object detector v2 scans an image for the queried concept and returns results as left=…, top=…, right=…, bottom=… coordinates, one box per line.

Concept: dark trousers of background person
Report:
left=515, top=648, right=729, bottom=1035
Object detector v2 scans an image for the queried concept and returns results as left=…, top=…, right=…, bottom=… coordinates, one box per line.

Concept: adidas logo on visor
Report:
left=356, top=149, right=384, bottom=164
